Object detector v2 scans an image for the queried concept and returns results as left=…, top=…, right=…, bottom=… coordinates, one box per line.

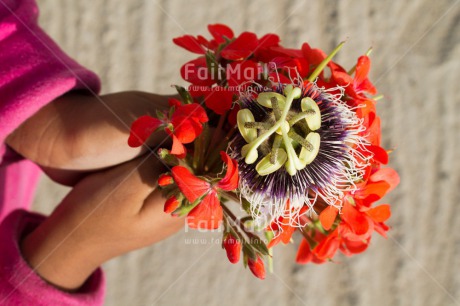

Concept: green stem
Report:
left=221, top=202, right=253, bottom=237
left=193, top=126, right=205, bottom=171
left=308, top=41, right=346, bottom=82
left=205, top=127, right=236, bottom=172
left=205, top=111, right=228, bottom=161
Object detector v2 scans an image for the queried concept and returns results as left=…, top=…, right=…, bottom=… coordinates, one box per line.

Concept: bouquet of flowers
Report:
left=128, top=24, right=399, bottom=279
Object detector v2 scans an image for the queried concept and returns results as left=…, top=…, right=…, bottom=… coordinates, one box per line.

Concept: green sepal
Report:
left=172, top=192, right=208, bottom=217
left=155, top=109, right=166, bottom=120
left=174, top=85, right=193, bottom=104
left=247, top=233, right=269, bottom=256
left=157, top=148, right=180, bottom=166
left=242, top=242, right=257, bottom=261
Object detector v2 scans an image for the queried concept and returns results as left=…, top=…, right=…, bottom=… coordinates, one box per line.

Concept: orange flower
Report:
left=171, top=152, right=238, bottom=229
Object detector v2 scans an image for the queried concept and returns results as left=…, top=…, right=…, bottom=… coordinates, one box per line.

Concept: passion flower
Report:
left=231, top=81, right=370, bottom=227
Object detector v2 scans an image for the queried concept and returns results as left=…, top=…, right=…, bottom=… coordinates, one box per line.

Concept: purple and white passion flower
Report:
left=230, top=81, right=370, bottom=228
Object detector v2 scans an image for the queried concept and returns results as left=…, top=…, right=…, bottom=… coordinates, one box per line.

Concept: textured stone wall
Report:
left=33, top=0, right=460, bottom=305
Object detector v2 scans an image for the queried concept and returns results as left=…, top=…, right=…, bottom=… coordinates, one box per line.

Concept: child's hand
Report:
left=7, top=91, right=172, bottom=172
left=21, top=153, right=184, bottom=291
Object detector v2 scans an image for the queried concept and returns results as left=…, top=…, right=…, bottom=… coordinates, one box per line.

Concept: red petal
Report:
left=204, top=87, right=235, bottom=115
left=314, top=229, right=340, bottom=260
left=173, top=35, right=205, bottom=54
left=341, top=237, right=370, bottom=255
left=355, top=181, right=390, bottom=200
left=164, top=196, right=180, bottom=213
left=268, top=71, right=292, bottom=84
left=172, top=119, right=202, bottom=143
left=355, top=56, right=371, bottom=87
left=369, top=168, right=400, bottom=194
left=268, top=46, right=303, bottom=58
left=341, top=203, right=369, bottom=236
left=180, top=57, right=215, bottom=86
left=217, top=152, right=239, bottom=191
left=227, top=104, right=240, bottom=126
left=170, top=134, right=187, bottom=158
left=359, top=78, right=377, bottom=95
left=267, top=233, right=281, bottom=249
left=367, top=204, right=391, bottom=223
left=295, top=238, right=313, bottom=264
left=168, top=98, right=182, bottom=108
left=367, top=145, right=389, bottom=164
left=187, top=192, right=223, bottom=229
left=207, top=24, right=234, bottom=44
left=128, top=115, right=162, bottom=147
left=221, top=32, right=258, bottom=60
left=171, top=166, right=209, bottom=203
left=174, top=103, right=208, bottom=123
left=226, top=60, right=261, bottom=86
left=171, top=103, right=208, bottom=143
left=280, top=225, right=296, bottom=244
left=248, top=256, right=265, bottom=280
left=257, top=34, right=280, bottom=49
left=367, top=115, right=381, bottom=145
left=301, top=42, right=327, bottom=66
left=319, top=205, right=339, bottom=231
left=374, top=222, right=390, bottom=238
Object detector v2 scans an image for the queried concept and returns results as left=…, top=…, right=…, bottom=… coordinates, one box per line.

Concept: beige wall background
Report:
left=33, top=0, right=460, bottom=305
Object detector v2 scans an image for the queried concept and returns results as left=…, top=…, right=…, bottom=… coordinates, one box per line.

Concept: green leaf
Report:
left=242, top=242, right=257, bottom=261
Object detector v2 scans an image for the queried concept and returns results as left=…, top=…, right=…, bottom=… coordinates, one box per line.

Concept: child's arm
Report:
left=6, top=91, right=172, bottom=172
left=20, top=153, right=184, bottom=291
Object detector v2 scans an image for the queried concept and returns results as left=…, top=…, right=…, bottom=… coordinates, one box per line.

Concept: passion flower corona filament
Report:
left=231, top=81, right=370, bottom=228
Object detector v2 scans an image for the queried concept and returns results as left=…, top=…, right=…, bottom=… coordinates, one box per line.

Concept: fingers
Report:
left=136, top=188, right=185, bottom=246
left=90, top=152, right=165, bottom=212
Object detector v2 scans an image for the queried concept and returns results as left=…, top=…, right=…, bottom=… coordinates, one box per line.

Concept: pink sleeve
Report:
left=0, top=210, right=105, bottom=306
left=0, top=0, right=100, bottom=143
left=0, top=0, right=105, bottom=304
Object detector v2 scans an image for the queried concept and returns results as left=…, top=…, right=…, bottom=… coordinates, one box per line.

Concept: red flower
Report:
left=171, top=152, right=238, bottom=229
left=127, top=115, right=162, bottom=147
left=180, top=57, right=216, bottom=86
left=166, top=101, right=208, bottom=157
left=158, top=174, right=174, bottom=187
left=332, top=55, right=377, bottom=99
left=128, top=100, right=208, bottom=159
left=221, top=32, right=258, bottom=60
left=223, top=233, right=242, bottom=264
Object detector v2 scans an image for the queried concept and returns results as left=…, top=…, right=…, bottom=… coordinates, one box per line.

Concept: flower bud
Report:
left=223, top=233, right=242, bottom=264
left=158, top=174, right=174, bottom=187
left=164, top=196, right=180, bottom=213
left=248, top=256, right=266, bottom=279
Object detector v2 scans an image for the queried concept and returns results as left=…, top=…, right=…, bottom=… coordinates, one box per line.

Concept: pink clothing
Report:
left=0, top=0, right=105, bottom=304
